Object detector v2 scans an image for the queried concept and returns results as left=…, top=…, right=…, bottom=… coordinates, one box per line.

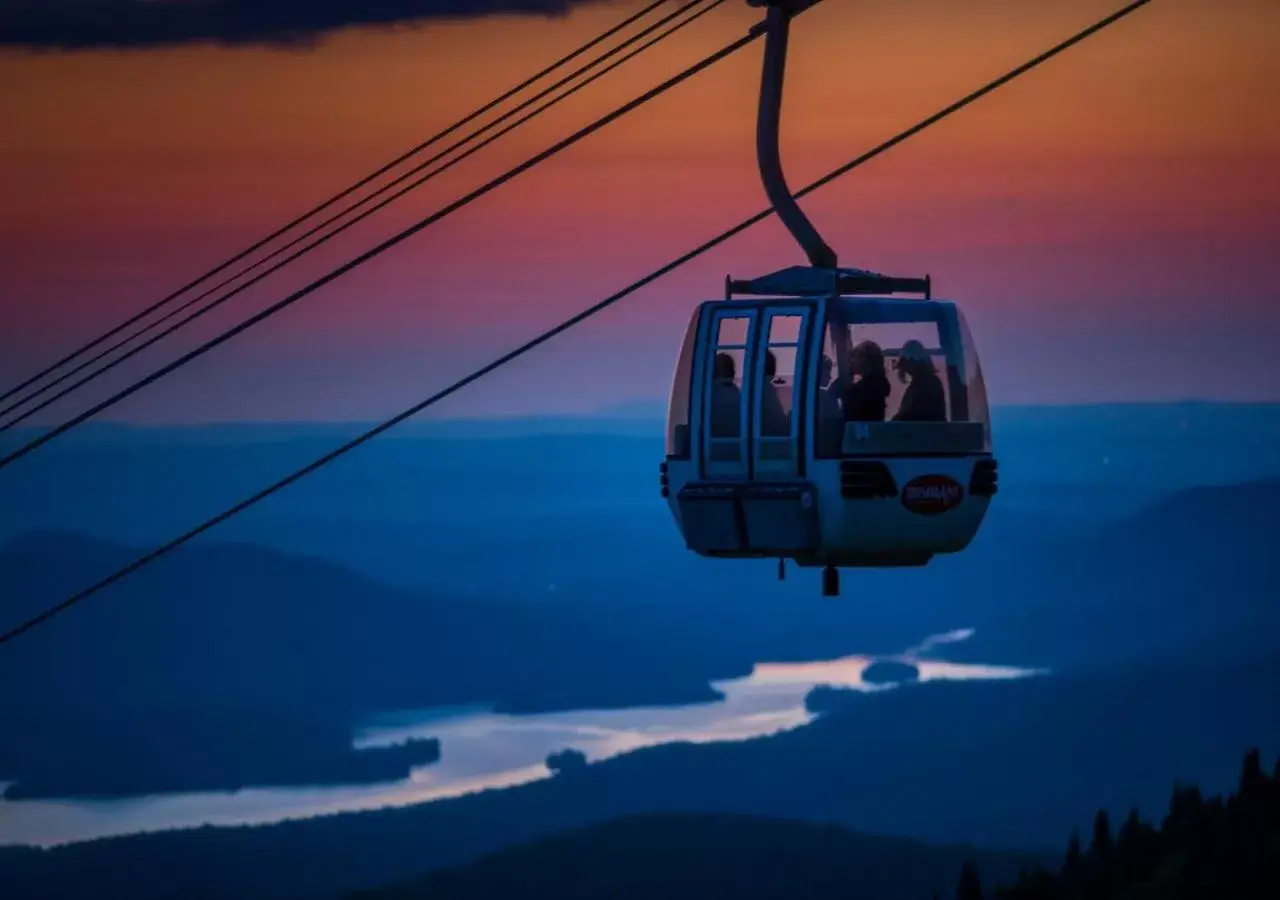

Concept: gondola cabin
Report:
left=659, top=267, right=998, bottom=594
left=658, top=0, right=997, bottom=594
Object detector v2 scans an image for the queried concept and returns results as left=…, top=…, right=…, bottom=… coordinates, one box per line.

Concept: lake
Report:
left=0, top=629, right=1043, bottom=847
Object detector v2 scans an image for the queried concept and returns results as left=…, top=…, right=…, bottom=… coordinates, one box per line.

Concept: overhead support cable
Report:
left=0, top=0, right=724, bottom=426
left=0, top=0, right=743, bottom=453
left=0, top=0, right=674, bottom=407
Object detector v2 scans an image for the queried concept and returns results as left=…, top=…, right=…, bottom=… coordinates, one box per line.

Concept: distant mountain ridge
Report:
left=355, top=746, right=1280, bottom=900
left=4, top=642, right=1276, bottom=899
left=347, top=813, right=1048, bottom=900
left=4, top=398, right=1277, bottom=443
left=0, top=531, right=729, bottom=800
left=952, top=476, right=1280, bottom=669
left=4, top=474, right=1279, bottom=799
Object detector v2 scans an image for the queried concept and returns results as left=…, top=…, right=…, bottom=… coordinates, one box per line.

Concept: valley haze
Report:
left=1, top=401, right=1278, bottom=898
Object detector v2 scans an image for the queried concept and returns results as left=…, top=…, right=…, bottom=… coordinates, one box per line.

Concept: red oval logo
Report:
left=901, top=475, right=964, bottom=515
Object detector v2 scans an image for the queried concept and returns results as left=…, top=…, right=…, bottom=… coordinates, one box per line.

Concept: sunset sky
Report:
left=0, top=0, right=1277, bottom=422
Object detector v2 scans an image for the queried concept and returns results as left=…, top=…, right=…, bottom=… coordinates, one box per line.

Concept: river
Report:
left=0, top=629, right=1043, bottom=847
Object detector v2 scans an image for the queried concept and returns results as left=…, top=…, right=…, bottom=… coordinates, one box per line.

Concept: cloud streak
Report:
left=0, top=0, right=611, bottom=50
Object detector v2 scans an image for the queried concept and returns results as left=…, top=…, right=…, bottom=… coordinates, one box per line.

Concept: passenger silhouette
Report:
left=843, top=340, right=891, bottom=423
left=892, top=339, right=947, bottom=422
left=709, top=351, right=741, bottom=438
left=815, top=352, right=843, bottom=454
left=760, top=349, right=789, bottom=437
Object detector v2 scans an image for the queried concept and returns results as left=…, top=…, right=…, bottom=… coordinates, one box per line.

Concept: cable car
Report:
left=659, top=0, right=998, bottom=595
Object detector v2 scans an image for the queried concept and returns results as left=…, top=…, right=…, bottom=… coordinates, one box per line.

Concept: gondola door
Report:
left=751, top=305, right=811, bottom=482
left=700, top=308, right=760, bottom=481
left=683, top=301, right=820, bottom=559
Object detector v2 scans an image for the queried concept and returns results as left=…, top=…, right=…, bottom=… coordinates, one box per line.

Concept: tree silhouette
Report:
left=1240, top=747, right=1264, bottom=796
left=1059, top=830, right=1083, bottom=896
left=993, top=747, right=1279, bottom=900
left=1085, top=808, right=1114, bottom=896
left=1090, top=809, right=1113, bottom=858
left=956, top=860, right=984, bottom=900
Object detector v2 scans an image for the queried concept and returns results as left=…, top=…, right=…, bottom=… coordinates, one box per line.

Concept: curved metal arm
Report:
left=753, top=0, right=837, bottom=269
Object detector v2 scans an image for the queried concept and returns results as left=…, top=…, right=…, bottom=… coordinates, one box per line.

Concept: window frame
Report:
left=813, top=298, right=988, bottom=459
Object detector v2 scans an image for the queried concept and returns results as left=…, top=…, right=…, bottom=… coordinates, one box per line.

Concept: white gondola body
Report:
left=660, top=291, right=997, bottom=569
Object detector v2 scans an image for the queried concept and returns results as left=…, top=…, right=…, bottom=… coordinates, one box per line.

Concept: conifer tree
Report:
left=956, top=860, right=984, bottom=900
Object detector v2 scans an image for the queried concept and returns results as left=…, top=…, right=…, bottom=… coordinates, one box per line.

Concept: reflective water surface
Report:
left=0, top=630, right=1043, bottom=847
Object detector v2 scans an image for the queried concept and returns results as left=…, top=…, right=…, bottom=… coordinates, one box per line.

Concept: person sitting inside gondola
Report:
left=892, top=339, right=947, bottom=422
left=710, top=351, right=741, bottom=438
left=760, top=349, right=790, bottom=436
left=815, top=352, right=843, bottom=453
left=843, top=340, right=891, bottom=422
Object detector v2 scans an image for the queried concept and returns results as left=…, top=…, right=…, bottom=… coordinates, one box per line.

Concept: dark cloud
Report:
left=0, top=0, right=613, bottom=51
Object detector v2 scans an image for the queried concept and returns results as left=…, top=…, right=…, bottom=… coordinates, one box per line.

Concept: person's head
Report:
left=764, top=349, right=777, bottom=380
left=894, top=339, right=934, bottom=383
left=714, top=351, right=735, bottom=381
left=850, top=340, right=885, bottom=379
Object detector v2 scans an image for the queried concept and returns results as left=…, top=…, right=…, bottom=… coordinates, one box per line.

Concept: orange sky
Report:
left=0, top=0, right=1277, bottom=418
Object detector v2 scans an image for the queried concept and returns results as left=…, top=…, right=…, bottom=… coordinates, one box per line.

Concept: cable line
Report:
left=0, top=0, right=672, bottom=407
left=0, top=1, right=747, bottom=457
left=0, top=0, right=723, bottom=425
left=0, top=0, right=1155, bottom=648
